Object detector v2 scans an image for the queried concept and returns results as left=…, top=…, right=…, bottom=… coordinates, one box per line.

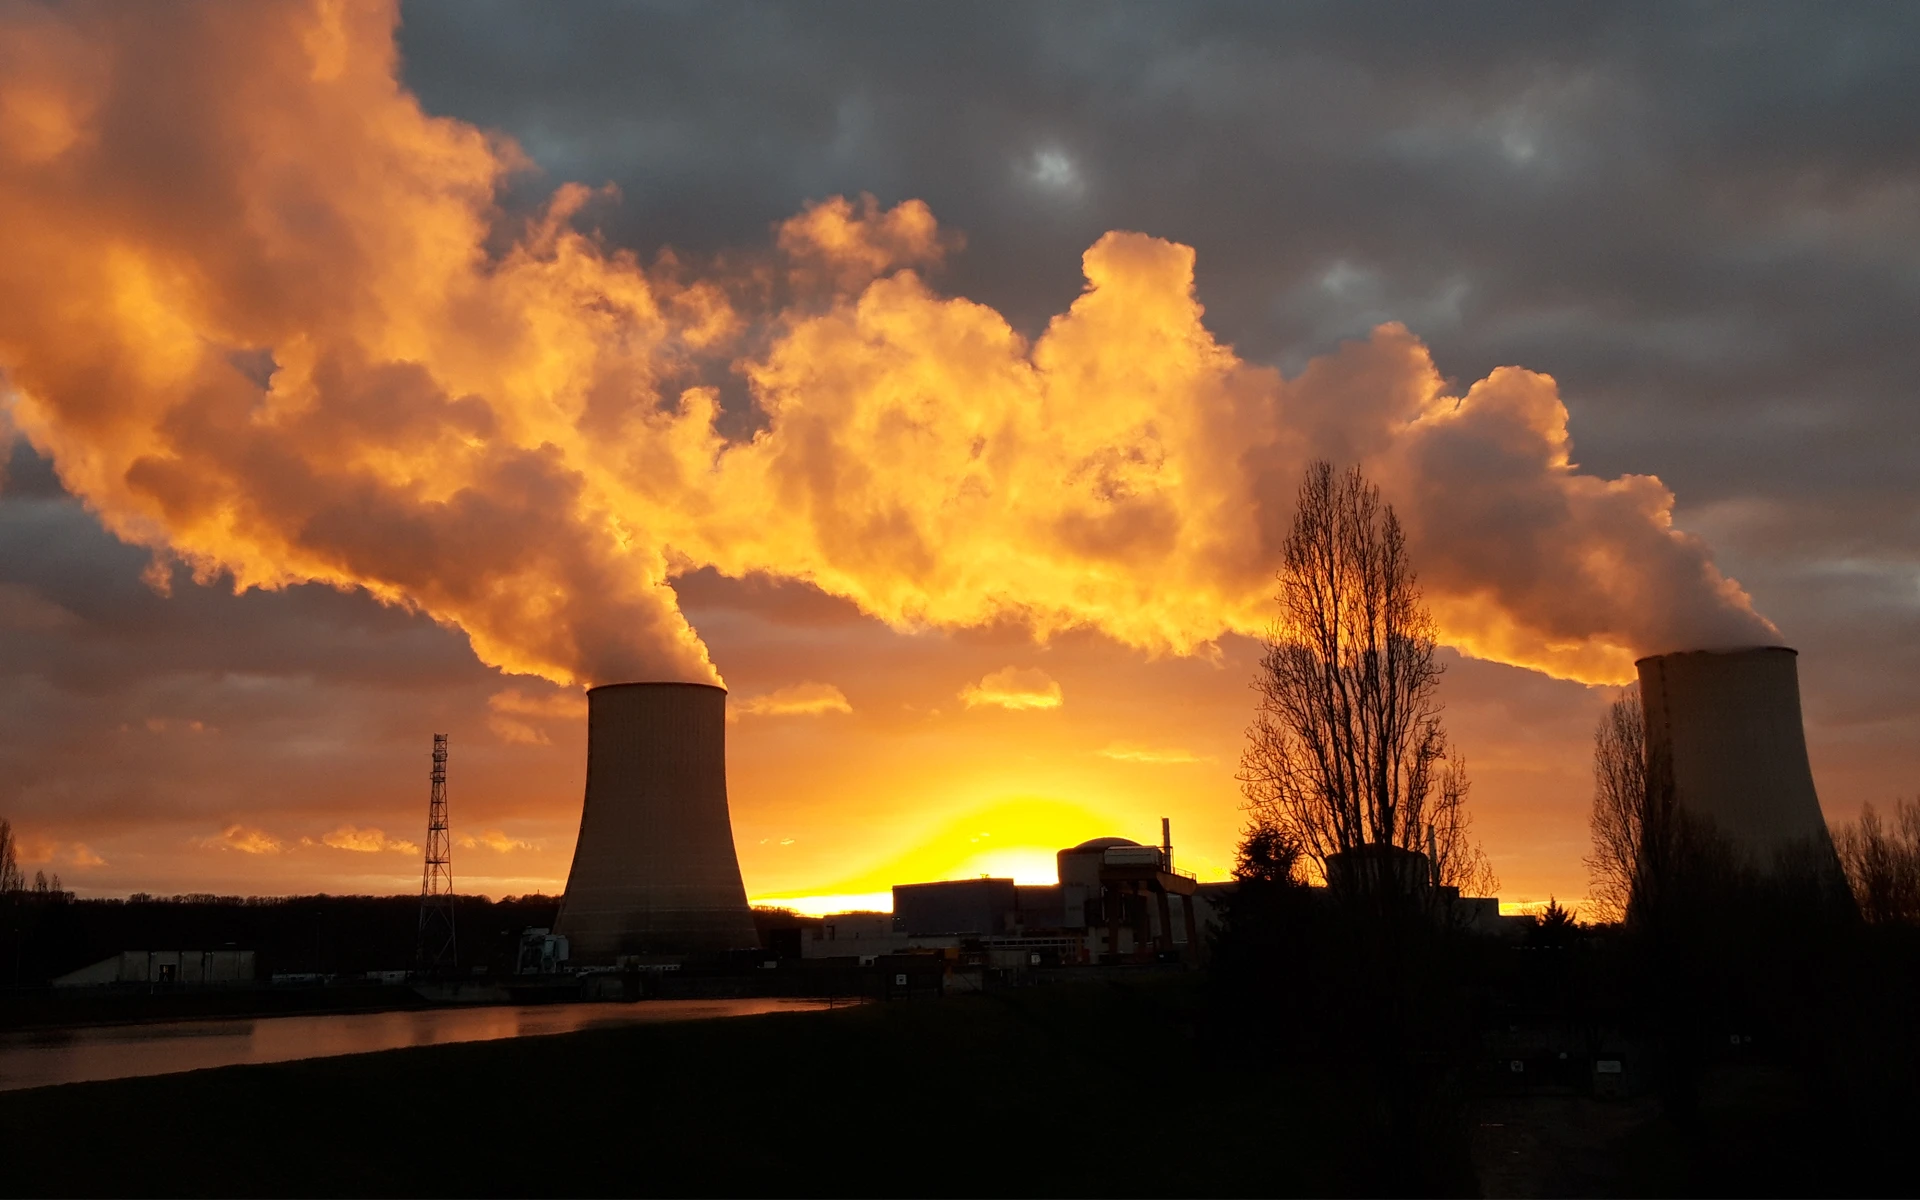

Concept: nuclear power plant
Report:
left=540, top=647, right=1845, bottom=968
left=553, top=682, right=758, bottom=961
left=1636, top=646, right=1840, bottom=874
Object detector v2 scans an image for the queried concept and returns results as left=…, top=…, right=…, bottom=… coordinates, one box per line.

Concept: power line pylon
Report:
left=416, top=733, right=456, bottom=975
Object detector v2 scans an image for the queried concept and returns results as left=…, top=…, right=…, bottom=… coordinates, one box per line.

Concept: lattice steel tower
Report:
left=416, top=733, right=457, bottom=973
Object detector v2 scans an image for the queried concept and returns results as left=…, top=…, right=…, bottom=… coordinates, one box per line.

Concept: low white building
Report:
left=54, top=949, right=256, bottom=987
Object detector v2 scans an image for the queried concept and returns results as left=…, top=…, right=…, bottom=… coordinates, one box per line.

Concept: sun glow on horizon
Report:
left=751, top=891, right=894, bottom=917
left=795, top=797, right=1114, bottom=894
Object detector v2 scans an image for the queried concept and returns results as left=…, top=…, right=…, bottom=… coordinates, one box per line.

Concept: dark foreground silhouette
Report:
left=1206, top=848, right=1920, bottom=1199
left=2, top=978, right=1372, bottom=1198
left=4, top=937, right=1914, bottom=1197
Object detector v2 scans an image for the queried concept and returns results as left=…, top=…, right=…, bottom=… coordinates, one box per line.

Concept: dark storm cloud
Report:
left=396, top=0, right=1920, bottom=768
left=397, top=1, right=1918, bottom=494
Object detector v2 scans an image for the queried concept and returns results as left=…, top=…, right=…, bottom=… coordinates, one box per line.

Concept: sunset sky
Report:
left=2, top=2, right=1915, bottom=915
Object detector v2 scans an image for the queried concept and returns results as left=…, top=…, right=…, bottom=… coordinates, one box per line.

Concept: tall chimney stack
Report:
left=1635, top=646, right=1840, bottom=875
left=553, top=682, right=757, bottom=960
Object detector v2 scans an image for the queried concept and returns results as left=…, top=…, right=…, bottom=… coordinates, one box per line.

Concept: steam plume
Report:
left=0, top=1, right=1775, bottom=689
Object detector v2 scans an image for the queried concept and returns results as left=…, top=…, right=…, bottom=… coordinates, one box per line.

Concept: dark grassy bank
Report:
left=0, top=977, right=1383, bottom=1198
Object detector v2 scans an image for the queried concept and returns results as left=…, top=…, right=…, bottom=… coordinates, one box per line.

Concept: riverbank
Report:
left=0, top=956, right=886, bottom=1033
left=0, top=981, right=434, bottom=1032
left=0, top=997, right=837, bottom=1094
left=5, top=970, right=1894, bottom=1196
left=0, top=977, right=1380, bottom=1197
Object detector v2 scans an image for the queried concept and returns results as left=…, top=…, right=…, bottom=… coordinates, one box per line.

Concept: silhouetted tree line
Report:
left=1833, top=796, right=1920, bottom=925
left=0, top=891, right=561, bottom=987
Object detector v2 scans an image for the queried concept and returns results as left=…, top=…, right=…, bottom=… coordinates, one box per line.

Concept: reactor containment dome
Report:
left=1635, top=646, right=1839, bottom=874
left=553, top=682, right=757, bottom=961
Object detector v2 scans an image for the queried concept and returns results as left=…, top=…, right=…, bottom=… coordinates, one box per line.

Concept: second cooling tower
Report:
left=1636, top=646, right=1836, bottom=872
left=554, top=682, right=757, bottom=960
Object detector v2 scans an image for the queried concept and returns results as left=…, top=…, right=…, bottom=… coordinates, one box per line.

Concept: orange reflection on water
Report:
left=0, top=998, right=831, bottom=1093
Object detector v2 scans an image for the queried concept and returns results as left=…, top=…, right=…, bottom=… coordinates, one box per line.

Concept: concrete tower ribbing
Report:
left=1635, top=646, right=1838, bottom=872
left=553, top=682, right=756, bottom=960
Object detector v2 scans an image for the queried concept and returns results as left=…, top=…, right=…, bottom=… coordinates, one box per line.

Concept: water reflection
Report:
left=0, top=998, right=831, bottom=1093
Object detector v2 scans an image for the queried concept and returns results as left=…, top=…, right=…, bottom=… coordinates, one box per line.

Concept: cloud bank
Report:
left=962, top=667, right=1066, bottom=711
left=731, top=681, right=853, bottom=720
left=0, top=1, right=1774, bottom=692
left=321, top=824, right=418, bottom=855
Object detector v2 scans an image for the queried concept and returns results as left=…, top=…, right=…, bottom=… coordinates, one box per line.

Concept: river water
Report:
left=0, top=997, right=833, bottom=1093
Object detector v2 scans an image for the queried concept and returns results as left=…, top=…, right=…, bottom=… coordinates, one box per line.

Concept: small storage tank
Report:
left=553, top=682, right=757, bottom=960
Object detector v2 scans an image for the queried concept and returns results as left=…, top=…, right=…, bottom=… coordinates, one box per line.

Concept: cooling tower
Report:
left=1636, top=646, right=1837, bottom=872
left=553, top=682, right=757, bottom=960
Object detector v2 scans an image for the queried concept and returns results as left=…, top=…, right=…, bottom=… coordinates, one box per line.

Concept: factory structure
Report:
left=1636, top=646, right=1844, bottom=878
left=543, top=645, right=1843, bottom=971
left=536, top=676, right=1513, bottom=970
left=542, top=678, right=1240, bottom=969
left=799, top=823, right=1226, bottom=969
left=553, top=682, right=758, bottom=962
left=796, top=825, right=1534, bottom=967
left=36, top=647, right=1850, bottom=1004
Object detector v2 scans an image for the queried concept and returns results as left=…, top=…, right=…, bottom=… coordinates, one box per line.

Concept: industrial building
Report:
left=1637, top=646, right=1844, bottom=877
left=53, top=949, right=256, bottom=988
left=543, top=678, right=1546, bottom=975
left=804, top=822, right=1227, bottom=968
left=800, top=817, right=1530, bottom=969
left=544, top=684, right=1218, bottom=972
left=553, top=682, right=758, bottom=962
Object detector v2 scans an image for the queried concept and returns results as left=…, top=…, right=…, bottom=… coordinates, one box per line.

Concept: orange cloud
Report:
left=0, top=1, right=1774, bottom=693
left=961, top=667, right=1064, bottom=711
left=23, top=839, right=111, bottom=868
left=320, top=824, right=418, bottom=855
left=457, top=829, right=534, bottom=853
left=1097, top=742, right=1212, bottom=765
left=12, top=833, right=56, bottom=865
left=139, top=717, right=216, bottom=735
left=731, top=681, right=853, bottom=720
left=777, top=192, right=957, bottom=292
left=202, top=825, right=283, bottom=855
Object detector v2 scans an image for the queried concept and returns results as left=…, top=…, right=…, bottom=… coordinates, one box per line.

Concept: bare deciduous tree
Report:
left=1588, top=690, right=1655, bottom=923
left=1239, top=461, right=1494, bottom=899
left=0, top=818, right=22, bottom=893
left=1585, top=686, right=1721, bottom=926
left=1833, top=797, right=1920, bottom=925
left=1431, top=755, right=1498, bottom=899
